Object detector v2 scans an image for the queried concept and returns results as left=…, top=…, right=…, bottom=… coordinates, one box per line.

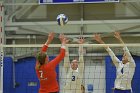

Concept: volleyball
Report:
left=56, top=14, right=68, bottom=26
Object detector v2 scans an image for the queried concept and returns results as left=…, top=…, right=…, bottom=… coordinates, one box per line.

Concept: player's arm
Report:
left=94, top=34, right=120, bottom=67
left=63, top=46, right=70, bottom=73
left=41, top=32, right=54, bottom=52
left=123, top=47, right=135, bottom=66
left=114, top=32, right=136, bottom=67
left=51, top=46, right=66, bottom=67
left=78, top=37, right=84, bottom=73
left=106, top=47, right=120, bottom=67
left=35, top=32, right=54, bottom=70
left=50, top=34, right=68, bottom=67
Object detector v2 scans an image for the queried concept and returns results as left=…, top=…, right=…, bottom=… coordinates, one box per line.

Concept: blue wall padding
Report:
left=105, top=56, right=140, bottom=93
left=105, top=56, right=117, bottom=93
left=3, top=56, right=59, bottom=93
left=3, top=57, right=14, bottom=93
left=14, top=57, right=38, bottom=93
left=132, top=56, right=140, bottom=93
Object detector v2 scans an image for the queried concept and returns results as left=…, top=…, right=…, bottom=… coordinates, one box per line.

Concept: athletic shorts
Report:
left=114, top=88, right=131, bottom=93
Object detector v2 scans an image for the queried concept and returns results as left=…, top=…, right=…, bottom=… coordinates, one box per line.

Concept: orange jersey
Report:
left=36, top=45, right=65, bottom=93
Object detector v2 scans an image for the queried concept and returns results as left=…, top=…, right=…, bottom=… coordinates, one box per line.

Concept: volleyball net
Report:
left=1, top=44, right=140, bottom=93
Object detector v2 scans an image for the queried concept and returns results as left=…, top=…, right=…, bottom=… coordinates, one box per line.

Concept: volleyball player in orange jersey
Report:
left=35, top=32, right=68, bottom=93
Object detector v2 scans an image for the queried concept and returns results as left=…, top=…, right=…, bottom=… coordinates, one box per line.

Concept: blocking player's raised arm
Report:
left=114, top=31, right=135, bottom=67
left=77, top=37, right=85, bottom=75
left=106, top=47, right=120, bottom=67
left=78, top=45, right=84, bottom=73
left=63, top=46, right=70, bottom=73
left=123, top=46, right=135, bottom=66
left=94, top=33, right=120, bottom=67
left=41, top=32, right=54, bottom=52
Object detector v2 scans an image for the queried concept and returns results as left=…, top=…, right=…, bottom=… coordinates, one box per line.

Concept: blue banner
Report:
left=39, top=0, right=119, bottom=4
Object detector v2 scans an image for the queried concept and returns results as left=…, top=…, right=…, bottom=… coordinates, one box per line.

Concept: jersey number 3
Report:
left=72, top=76, right=75, bottom=81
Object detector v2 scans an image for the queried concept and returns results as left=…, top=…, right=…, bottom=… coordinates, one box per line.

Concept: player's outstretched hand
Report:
left=59, top=34, right=69, bottom=46
left=94, top=34, right=103, bottom=43
left=45, top=32, right=55, bottom=45
left=114, top=32, right=121, bottom=40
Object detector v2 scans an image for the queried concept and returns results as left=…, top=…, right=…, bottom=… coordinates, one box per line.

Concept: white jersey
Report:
left=63, top=68, right=83, bottom=93
left=106, top=47, right=136, bottom=90
left=63, top=46, right=84, bottom=93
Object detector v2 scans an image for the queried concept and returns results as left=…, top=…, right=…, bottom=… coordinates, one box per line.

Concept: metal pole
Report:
left=0, top=2, right=4, bottom=93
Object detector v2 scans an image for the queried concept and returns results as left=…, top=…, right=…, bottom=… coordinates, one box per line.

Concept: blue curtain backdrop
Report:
left=105, top=55, right=140, bottom=93
left=3, top=56, right=58, bottom=93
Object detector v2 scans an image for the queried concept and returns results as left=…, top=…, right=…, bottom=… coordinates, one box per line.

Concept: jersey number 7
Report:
left=39, top=70, right=43, bottom=78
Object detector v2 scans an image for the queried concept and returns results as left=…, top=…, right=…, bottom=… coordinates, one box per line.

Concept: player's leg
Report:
left=81, top=84, right=85, bottom=93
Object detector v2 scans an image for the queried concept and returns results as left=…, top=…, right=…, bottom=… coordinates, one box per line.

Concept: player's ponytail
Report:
left=36, top=52, right=46, bottom=70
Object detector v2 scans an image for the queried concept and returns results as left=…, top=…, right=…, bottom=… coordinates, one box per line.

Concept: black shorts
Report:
left=114, top=88, right=131, bottom=93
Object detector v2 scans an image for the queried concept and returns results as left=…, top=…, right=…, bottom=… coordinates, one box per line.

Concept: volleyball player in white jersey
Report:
left=63, top=37, right=85, bottom=93
left=94, top=32, right=136, bottom=93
